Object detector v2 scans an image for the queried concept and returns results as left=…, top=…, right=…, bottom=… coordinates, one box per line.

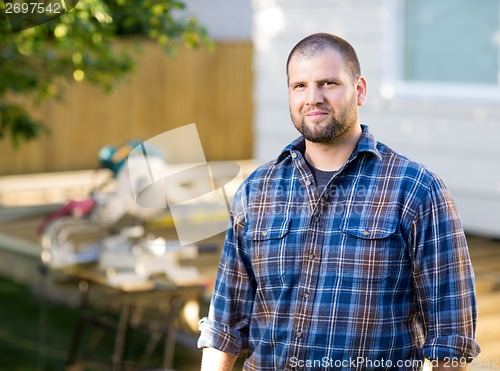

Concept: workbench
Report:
left=62, top=266, right=204, bottom=371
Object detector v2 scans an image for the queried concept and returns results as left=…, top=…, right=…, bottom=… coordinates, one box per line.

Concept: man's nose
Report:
left=306, top=86, right=323, bottom=105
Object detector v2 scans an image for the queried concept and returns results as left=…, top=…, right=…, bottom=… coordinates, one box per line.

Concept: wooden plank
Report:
left=0, top=232, right=40, bottom=258
left=476, top=314, right=500, bottom=351
left=477, top=292, right=500, bottom=317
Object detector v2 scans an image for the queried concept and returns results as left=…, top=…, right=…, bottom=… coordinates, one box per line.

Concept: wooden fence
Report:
left=0, top=41, right=254, bottom=175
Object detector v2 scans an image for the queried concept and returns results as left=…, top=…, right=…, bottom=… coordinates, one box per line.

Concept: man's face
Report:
left=288, top=49, right=365, bottom=144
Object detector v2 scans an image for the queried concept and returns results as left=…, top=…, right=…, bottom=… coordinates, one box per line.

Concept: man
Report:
left=198, top=33, right=480, bottom=370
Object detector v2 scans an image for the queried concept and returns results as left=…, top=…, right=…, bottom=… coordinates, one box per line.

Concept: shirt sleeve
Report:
left=410, top=175, right=481, bottom=360
left=197, top=184, right=255, bottom=356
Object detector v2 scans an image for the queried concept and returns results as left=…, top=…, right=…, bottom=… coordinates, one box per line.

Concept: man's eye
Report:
left=293, top=84, right=305, bottom=90
left=323, top=81, right=337, bottom=86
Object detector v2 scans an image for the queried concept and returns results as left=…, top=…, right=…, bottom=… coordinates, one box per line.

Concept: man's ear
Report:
left=356, top=76, right=367, bottom=106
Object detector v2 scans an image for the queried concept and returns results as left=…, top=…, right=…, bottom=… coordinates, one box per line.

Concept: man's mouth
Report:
left=305, top=110, right=329, bottom=117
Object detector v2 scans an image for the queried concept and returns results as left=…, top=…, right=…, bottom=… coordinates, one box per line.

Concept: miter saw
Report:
left=38, top=140, right=199, bottom=285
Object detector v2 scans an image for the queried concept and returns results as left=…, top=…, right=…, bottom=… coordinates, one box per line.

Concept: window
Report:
left=383, top=0, right=500, bottom=99
left=405, top=0, right=499, bottom=85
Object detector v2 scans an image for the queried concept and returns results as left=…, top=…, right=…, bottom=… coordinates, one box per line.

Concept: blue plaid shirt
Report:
left=198, top=125, right=480, bottom=370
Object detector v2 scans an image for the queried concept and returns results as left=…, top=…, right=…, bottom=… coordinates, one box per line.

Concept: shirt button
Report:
left=291, top=152, right=297, bottom=159
left=262, top=230, right=268, bottom=237
left=308, top=253, right=315, bottom=260
left=296, top=330, right=302, bottom=339
left=363, top=230, right=370, bottom=237
left=305, top=179, right=312, bottom=186
left=303, top=292, right=310, bottom=299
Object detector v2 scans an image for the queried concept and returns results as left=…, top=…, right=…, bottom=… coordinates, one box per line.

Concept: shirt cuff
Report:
left=422, top=335, right=481, bottom=361
left=197, top=317, right=247, bottom=356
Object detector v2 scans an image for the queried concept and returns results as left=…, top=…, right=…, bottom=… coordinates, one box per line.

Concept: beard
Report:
left=290, top=99, right=358, bottom=144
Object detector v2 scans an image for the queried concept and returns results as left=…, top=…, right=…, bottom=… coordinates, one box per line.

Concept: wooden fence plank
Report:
left=0, top=41, right=253, bottom=175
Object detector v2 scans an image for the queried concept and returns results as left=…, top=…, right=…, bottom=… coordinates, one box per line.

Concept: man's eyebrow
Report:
left=319, top=77, right=341, bottom=82
left=288, top=80, right=305, bottom=87
left=288, top=77, right=341, bottom=86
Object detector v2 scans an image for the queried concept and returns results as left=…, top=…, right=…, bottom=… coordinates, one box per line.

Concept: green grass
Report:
left=0, top=275, right=72, bottom=370
left=0, top=275, right=205, bottom=370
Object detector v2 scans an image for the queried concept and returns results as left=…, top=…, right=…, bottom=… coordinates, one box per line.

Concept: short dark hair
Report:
left=286, top=33, right=361, bottom=82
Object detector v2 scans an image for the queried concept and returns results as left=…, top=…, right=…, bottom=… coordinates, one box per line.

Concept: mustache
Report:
left=303, top=107, right=333, bottom=115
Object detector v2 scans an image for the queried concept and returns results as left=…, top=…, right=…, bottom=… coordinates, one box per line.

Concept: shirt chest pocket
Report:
left=339, top=217, right=397, bottom=240
left=243, top=218, right=295, bottom=288
left=337, top=216, right=407, bottom=282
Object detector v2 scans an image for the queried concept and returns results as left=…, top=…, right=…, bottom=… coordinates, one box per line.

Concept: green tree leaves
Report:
left=0, top=0, right=210, bottom=147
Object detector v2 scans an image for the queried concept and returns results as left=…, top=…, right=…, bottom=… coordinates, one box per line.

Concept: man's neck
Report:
left=304, top=124, right=362, bottom=171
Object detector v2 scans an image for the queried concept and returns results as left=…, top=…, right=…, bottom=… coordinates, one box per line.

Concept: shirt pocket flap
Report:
left=243, top=219, right=291, bottom=241
left=340, top=218, right=398, bottom=240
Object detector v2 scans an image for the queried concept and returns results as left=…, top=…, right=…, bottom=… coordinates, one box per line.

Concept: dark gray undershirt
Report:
left=304, top=157, right=338, bottom=189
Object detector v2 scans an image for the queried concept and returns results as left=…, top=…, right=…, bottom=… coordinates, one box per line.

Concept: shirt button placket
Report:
left=314, top=213, right=321, bottom=223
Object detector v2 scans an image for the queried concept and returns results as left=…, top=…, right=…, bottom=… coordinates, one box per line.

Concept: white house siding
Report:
left=185, top=0, right=252, bottom=40
left=252, top=0, right=500, bottom=237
